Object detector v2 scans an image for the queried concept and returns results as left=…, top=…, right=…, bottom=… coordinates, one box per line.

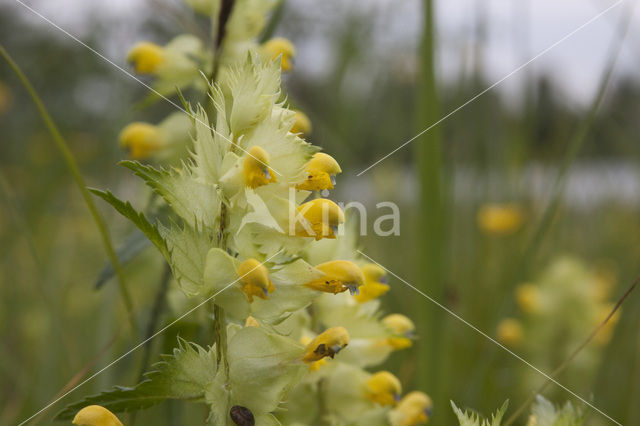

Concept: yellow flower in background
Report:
left=243, top=145, right=277, bottom=188
left=296, top=152, right=342, bottom=191
left=496, top=318, right=524, bottom=347
left=382, top=313, right=415, bottom=349
left=305, top=260, right=364, bottom=295
left=118, top=122, right=166, bottom=159
left=237, top=258, right=275, bottom=303
left=72, top=405, right=123, bottom=426
left=354, top=263, right=391, bottom=303
left=477, top=203, right=524, bottom=236
left=515, top=283, right=540, bottom=314
left=291, top=110, right=312, bottom=135
left=127, top=41, right=165, bottom=74
left=296, top=198, right=345, bottom=240
left=593, top=303, right=620, bottom=346
left=262, top=37, right=296, bottom=71
left=366, top=371, right=402, bottom=406
left=390, top=391, right=433, bottom=426
left=302, top=326, right=349, bottom=363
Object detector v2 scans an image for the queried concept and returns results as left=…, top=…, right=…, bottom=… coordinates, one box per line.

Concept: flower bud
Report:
left=237, top=258, right=275, bottom=303
left=382, top=314, right=415, bottom=350
left=118, top=122, right=166, bottom=159
left=496, top=318, right=524, bottom=347
left=296, top=198, right=345, bottom=240
left=306, top=260, right=364, bottom=295
left=244, top=316, right=260, bottom=327
left=366, top=371, right=402, bottom=406
left=127, top=41, right=165, bottom=74
left=262, top=37, right=296, bottom=71
left=297, top=153, right=342, bottom=191
left=390, top=391, right=433, bottom=426
left=291, top=110, right=312, bottom=135
left=302, top=326, right=349, bottom=363
left=354, top=263, right=390, bottom=303
left=243, top=146, right=277, bottom=188
left=72, top=405, right=123, bottom=426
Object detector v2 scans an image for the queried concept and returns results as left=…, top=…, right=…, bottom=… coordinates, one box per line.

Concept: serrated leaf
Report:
left=89, top=189, right=169, bottom=262
left=159, top=221, right=215, bottom=296
left=451, top=400, right=508, bottom=426
left=530, top=395, right=584, bottom=426
left=191, top=104, right=231, bottom=183
left=121, top=160, right=220, bottom=229
left=55, top=340, right=216, bottom=420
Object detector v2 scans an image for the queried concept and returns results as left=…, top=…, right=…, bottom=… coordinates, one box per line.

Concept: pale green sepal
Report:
left=451, top=400, right=509, bottom=426
left=529, top=395, right=584, bottom=426
left=203, top=247, right=250, bottom=319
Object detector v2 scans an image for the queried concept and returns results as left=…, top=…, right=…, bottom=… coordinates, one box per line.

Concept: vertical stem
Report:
left=416, top=0, right=447, bottom=422
left=0, top=45, right=138, bottom=336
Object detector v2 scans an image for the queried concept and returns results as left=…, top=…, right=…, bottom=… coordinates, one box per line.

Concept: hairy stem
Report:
left=0, top=44, right=138, bottom=336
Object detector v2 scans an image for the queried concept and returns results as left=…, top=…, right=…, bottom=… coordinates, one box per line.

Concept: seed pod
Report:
left=230, top=405, right=255, bottom=426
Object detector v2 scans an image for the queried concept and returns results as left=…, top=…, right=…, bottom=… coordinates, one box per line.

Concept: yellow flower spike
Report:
left=382, top=314, right=415, bottom=350
left=118, top=122, right=166, bottom=159
left=243, top=145, right=277, bottom=189
left=392, top=392, right=433, bottom=426
left=496, top=318, right=524, bottom=347
left=305, top=260, right=365, bottom=295
left=366, top=371, right=402, bottom=406
left=244, top=316, right=260, bottom=327
left=515, top=283, right=540, bottom=314
left=297, top=153, right=342, bottom=191
left=302, top=326, right=349, bottom=363
left=237, top=258, right=275, bottom=303
left=72, top=405, right=123, bottom=426
left=354, top=263, right=391, bottom=303
left=263, top=37, right=296, bottom=71
left=127, top=41, right=165, bottom=74
left=296, top=198, right=345, bottom=240
left=291, top=110, right=312, bottom=135
left=477, top=203, right=524, bottom=236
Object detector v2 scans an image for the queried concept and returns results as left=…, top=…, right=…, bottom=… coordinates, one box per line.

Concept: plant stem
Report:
left=503, top=275, right=640, bottom=426
left=416, top=0, right=448, bottom=423
left=0, top=44, right=138, bottom=336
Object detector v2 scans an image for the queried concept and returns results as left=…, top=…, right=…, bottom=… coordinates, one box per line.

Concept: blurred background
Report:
left=2, top=0, right=640, bottom=424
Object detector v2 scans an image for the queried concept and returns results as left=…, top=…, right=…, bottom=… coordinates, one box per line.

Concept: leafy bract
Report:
left=529, top=395, right=584, bottom=426
left=55, top=340, right=216, bottom=420
left=451, top=400, right=509, bottom=426
left=89, top=189, right=169, bottom=262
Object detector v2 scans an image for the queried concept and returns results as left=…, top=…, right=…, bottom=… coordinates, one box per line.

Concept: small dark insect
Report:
left=230, top=405, right=255, bottom=426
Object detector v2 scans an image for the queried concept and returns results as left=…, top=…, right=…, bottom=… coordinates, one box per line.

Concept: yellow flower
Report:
left=300, top=335, right=329, bottom=371
left=263, top=37, right=296, bottom=71
left=243, top=146, right=277, bottom=188
left=296, top=198, right=345, bottom=240
left=382, top=314, right=415, bottom=349
left=296, top=153, right=342, bottom=191
left=291, top=110, right=312, bottom=135
left=593, top=303, right=620, bottom=346
left=391, top=391, right=433, bottom=426
left=354, top=264, right=390, bottom=303
left=477, top=203, right=524, bottom=236
left=305, top=260, right=364, bottom=295
left=366, top=371, right=402, bottom=406
left=118, top=122, right=166, bottom=159
left=515, top=283, right=539, bottom=314
left=72, top=405, right=123, bottom=426
left=237, top=258, right=275, bottom=303
left=244, top=316, right=260, bottom=327
left=127, top=41, right=165, bottom=74
left=302, top=326, right=349, bottom=363
left=496, top=318, right=524, bottom=347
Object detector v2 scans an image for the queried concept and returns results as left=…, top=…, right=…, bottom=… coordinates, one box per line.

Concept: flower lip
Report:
left=302, top=326, right=350, bottom=363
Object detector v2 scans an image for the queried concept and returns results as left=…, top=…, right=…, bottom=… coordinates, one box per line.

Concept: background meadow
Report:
left=2, top=0, right=640, bottom=424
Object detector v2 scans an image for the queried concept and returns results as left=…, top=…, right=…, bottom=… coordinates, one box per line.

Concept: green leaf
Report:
left=89, top=189, right=169, bottom=262
left=451, top=400, right=509, bottom=426
left=55, top=339, right=216, bottom=420
left=529, top=395, right=584, bottom=426
left=159, top=221, right=215, bottom=296
left=121, top=160, right=220, bottom=229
